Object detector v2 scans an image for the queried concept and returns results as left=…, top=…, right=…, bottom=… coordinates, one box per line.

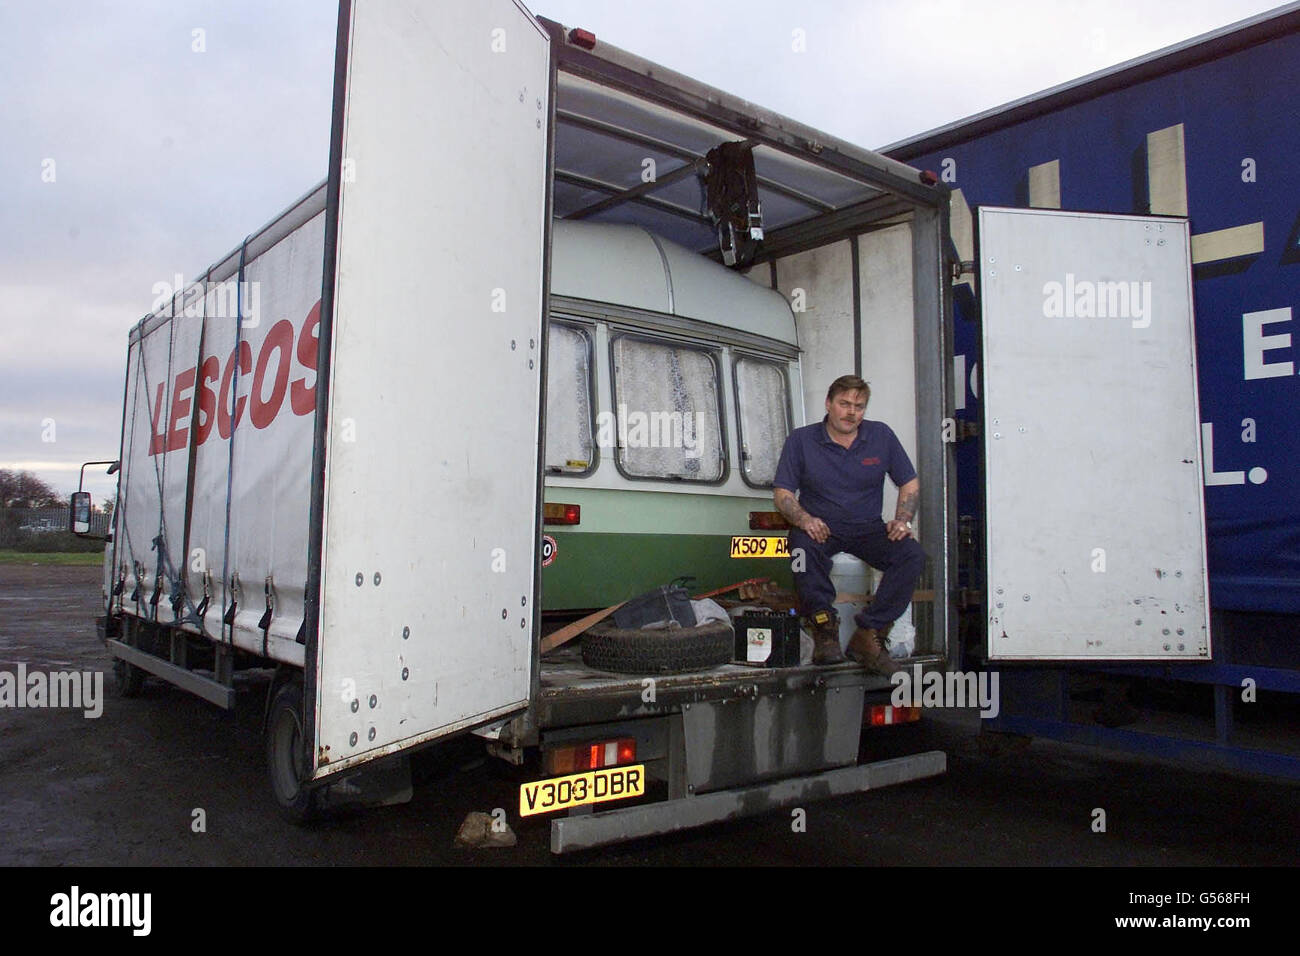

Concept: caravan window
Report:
left=733, top=356, right=791, bottom=487
left=544, top=322, right=596, bottom=475
left=609, top=335, right=725, bottom=483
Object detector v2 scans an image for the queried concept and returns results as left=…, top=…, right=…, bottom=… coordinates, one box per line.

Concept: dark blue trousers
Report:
left=788, top=524, right=926, bottom=629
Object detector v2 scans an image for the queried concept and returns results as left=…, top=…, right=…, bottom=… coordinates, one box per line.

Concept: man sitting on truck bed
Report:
left=772, top=374, right=925, bottom=673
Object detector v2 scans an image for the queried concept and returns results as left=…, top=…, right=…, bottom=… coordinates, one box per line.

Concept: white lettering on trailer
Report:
left=1242, top=307, right=1293, bottom=380
left=1201, top=422, right=1267, bottom=486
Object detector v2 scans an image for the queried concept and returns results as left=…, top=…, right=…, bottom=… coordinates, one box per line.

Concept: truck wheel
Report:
left=113, top=658, right=145, bottom=697
left=581, top=619, right=734, bottom=675
left=266, top=680, right=317, bottom=824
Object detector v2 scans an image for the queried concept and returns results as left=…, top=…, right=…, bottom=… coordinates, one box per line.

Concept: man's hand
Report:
left=889, top=477, right=919, bottom=541
left=774, top=488, right=830, bottom=544
left=800, top=514, right=831, bottom=544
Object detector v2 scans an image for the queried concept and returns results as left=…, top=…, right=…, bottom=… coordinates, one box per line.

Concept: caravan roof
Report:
left=550, top=219, right=797, bottom=345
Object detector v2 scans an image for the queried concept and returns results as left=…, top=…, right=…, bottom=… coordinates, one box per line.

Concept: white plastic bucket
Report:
left=830, top=553, right=872, bottom=650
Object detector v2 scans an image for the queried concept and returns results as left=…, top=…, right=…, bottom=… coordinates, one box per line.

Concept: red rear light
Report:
left=868, top=705, right=921, bottom=727
left=569, top=28, right=596, bottom=49
left=543, top=737, right=636, bottom=775
left=544, top=503, right=581, bottom=525
left=749, top=511, right=790, bottom=531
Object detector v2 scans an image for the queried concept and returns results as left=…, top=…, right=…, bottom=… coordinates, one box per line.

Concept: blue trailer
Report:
left=886, top=2, right=1300, bottom=777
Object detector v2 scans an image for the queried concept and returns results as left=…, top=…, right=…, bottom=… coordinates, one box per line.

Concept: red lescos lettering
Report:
left=148, top=301, right=320, bottom=457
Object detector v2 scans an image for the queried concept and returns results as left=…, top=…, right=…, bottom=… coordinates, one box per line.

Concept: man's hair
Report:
left=826, top=374, right=870, bottom=405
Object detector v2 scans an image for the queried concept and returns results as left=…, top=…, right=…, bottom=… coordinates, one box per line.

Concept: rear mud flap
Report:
left=317, top=754, right=413, bottom=811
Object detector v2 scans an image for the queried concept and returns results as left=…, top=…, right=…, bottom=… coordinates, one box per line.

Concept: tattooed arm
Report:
left=887, top=477, right=920, bottom=541
left=774, top=487, right=830, bottom=544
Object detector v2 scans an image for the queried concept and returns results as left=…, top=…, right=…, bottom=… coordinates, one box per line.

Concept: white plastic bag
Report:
left=691, top=598, right=733, bottom=627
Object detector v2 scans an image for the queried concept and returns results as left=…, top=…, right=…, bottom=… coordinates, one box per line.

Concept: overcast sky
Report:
left=0, top=0, right=1287, bottom=500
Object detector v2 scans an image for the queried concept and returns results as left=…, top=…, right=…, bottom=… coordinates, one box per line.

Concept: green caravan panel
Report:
left=541, top=532, right=794, bottom=610
left=543, top=486, right=770, bottom=534
left=539, top=487, right=793, bottom=609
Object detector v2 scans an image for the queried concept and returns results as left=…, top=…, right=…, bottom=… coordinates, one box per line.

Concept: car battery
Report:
left=733, top=611, right=801, bottom=667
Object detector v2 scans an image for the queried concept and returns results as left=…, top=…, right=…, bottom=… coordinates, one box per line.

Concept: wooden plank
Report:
left=539, top=603, right=624, bottom=654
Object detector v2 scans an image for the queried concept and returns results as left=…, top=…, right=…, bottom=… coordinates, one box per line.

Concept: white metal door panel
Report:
left=313, top=0, right=550, bottom=776
left=856, top=224, right=917, bottom=528
left=978, top=207, right=1209, bottom=660
left=775, top=240, right=855, bottom=418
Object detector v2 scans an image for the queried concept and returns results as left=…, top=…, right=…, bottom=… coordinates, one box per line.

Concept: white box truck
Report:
left=76, top=0, right=1210, bottom=852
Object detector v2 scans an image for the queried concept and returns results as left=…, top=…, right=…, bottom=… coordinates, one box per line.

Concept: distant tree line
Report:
left=0, top=469, right=64, bottom=509
left=0, top=470, right=110, bottom=552
left=0, top=469, right=114, bottom=513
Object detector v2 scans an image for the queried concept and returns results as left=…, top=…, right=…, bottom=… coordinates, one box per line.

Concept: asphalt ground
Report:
left=1, top=563, right=1296, bottom=872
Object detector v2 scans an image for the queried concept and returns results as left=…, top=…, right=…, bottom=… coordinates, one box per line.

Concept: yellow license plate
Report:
left=519, top=764, right=646, bottom=817
left=729, top=535, right=790, bottom=558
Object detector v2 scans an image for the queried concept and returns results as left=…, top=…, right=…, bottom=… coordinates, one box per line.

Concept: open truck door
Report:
left=305, top=0, right=553, bottom=778
left=976, top=207, right=1210, bottom=661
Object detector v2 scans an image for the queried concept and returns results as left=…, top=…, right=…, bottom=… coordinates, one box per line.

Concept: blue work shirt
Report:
left=773, top=417, right=917, bottom=532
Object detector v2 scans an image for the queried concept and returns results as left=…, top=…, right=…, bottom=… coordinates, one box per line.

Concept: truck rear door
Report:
left=307, top=0, right=552, bottom=777
left=977, top=206, right=1210, bottom=661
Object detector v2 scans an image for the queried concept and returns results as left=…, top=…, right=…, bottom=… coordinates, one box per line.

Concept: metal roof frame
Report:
left=556, top=108, right=838, bottom=215
left=540, top=16, right=942, bottom=261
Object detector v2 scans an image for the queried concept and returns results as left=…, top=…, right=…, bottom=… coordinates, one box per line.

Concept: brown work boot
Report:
left=846, top=622, right=899, bottom=676
left=808, top=610, right=845, bottom=665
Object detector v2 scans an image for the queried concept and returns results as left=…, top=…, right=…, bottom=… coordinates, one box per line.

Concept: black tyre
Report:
left=265, top=679, right=317, bottom=824
left=581, top=619, right=734, bottom=675
left=113, top=657, right=145, bottom=697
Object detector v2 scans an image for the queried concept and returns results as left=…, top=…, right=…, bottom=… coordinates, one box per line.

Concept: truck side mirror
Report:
left=70, top=492, right=92, bottom=535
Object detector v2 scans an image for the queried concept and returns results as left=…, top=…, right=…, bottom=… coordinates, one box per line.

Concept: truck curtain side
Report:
left=111, top=188, right=324, bottom=678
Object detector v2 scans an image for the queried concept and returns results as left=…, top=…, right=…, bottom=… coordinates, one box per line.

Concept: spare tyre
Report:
left=581, top=619, right=734, bottom=675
